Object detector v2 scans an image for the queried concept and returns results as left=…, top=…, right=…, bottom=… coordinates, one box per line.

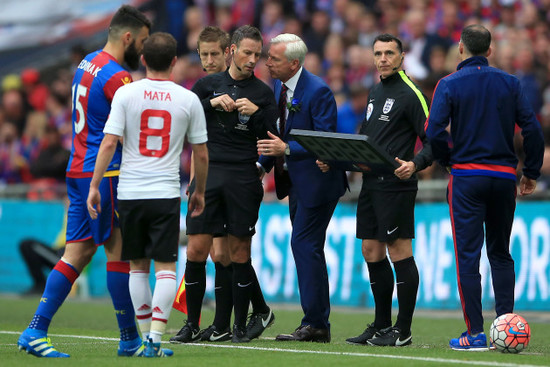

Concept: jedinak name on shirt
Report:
left=144, top=90, right=172, bottom=101
left=77, top=60, right=102, bottom=77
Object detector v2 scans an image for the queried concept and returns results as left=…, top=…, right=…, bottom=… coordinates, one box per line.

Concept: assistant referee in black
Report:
left=347, top=33, right=433, bottom=347
left=184, top=25, right=278, bottom=343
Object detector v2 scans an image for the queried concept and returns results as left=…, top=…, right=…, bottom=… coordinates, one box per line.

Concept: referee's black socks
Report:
left=367, top=257, right=394, bottom=330
left=184, top=260, right=206, bottom=326
left=249, top=264, right=270, bottom=314
left=393, top=256, right=419, bottom=337
left=232, top=261, right=253, bottom=328
left=213, top=262, right=233, bottom=330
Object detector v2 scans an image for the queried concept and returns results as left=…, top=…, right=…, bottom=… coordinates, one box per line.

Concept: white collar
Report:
left=283, top=67, right=303, bottom=92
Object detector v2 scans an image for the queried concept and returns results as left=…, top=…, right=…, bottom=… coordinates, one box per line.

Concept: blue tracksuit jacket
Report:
left=425, top=56, right=543, bottom=180
left=425, top=55, right=544, bottom=335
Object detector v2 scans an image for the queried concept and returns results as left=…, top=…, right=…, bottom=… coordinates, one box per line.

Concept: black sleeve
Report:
left=407, top=91, right=433, bottom=172
left=191, top=78, right=215, bottom=113
left=248, top=84, right=280, bottom=139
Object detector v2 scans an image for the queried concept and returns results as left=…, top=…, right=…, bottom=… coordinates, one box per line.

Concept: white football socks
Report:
left=129, top=270, right=152, bottom=339
left=150, top=270, right=177, bottom=343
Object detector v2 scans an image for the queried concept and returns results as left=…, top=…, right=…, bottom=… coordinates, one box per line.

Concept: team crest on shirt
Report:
left=235, top=113, right=250, bottom=131
left=366, top=103, right=373, bottom=121
left=383, top=98, right=395, bottom=114
left=238, top=113, right=250, bottom=124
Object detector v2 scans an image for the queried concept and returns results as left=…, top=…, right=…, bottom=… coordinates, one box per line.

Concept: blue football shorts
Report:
left=66, top=176, right=119, bottom=245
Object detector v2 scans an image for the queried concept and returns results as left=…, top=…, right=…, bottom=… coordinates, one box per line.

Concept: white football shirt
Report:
left=104, top=78, right=207, bottom=200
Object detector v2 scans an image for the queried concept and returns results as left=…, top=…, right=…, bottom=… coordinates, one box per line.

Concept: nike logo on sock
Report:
left=237, top=282, right=252, bottom=288
left=185, top=281, right=199, bottom=286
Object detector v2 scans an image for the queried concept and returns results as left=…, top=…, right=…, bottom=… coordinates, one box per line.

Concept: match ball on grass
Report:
left=489, top=313, right=530, bottom=353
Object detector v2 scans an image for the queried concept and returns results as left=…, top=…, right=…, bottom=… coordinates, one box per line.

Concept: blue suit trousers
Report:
left=288, top=185, right=338, bottom=330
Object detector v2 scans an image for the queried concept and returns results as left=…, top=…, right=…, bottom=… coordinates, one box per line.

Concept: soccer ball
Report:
left=489, top=313, right=530, bottom=353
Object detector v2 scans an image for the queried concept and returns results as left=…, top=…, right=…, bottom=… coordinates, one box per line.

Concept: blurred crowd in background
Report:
left=2, top=0, right=550, bottom=200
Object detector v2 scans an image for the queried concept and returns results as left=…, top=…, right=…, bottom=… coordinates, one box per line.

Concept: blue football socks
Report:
left=29, top=260, right=79, bottom=332
left=107, top=261, right=139, bottom=341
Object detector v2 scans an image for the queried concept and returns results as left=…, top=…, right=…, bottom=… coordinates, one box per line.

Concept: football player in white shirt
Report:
left=87, top=32, right=208, bottom=357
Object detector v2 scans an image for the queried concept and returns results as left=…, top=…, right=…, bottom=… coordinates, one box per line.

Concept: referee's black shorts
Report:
left=356, top=185, right=416, bottom=243
left=187, top=162, right=263, bottom=238
left=118, top=198, right=180, bottom=262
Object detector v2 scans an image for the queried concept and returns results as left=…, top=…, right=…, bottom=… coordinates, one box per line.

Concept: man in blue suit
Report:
left=257, top=33, right=348, bottom=343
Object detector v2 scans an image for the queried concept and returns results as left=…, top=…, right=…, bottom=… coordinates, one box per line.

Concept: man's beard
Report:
left=124, top=40, right=140, bottom=70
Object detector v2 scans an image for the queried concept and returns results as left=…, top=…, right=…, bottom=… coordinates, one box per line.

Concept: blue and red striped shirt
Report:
left=67, top=50, right=132, bottom=178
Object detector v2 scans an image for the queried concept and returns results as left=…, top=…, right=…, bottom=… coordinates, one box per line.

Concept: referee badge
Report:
left=383, top=98, right=395, bottom=114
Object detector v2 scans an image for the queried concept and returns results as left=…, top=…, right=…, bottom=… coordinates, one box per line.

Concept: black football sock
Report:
left=393, top=256, right=419, bottom=337
left=212, top=262, right=233, bottom=330
left=367, top=257, right=394, bottom=330
left=184, top=260, right=206, bottom=326
left=249, top=261, right=269, bottom=314
left=232, top=261, right=252, bottom=328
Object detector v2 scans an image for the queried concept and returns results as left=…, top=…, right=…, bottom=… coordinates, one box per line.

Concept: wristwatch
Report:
left=285, top=143, right=290, bottom=155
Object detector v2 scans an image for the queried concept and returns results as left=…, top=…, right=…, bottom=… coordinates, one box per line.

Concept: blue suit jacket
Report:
left=260, top=69, right=348, bottom=208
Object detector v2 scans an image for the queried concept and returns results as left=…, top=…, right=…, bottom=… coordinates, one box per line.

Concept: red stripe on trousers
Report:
left=448, top=176, right=472, bottom=333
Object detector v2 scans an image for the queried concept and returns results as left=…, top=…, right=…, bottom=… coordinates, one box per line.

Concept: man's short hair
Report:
left=143, top=32, right=177, bottom=72
left=231, top=25, right=263, bottom=48
left=460, top=24, right=491, bottom=56
left=108, top=5, right=151, bottom=40
left=373, top=33, right=403, bottom=53
left=197, top=26, right=230, bottom=51
left=270, top=33, right=308, bottom=66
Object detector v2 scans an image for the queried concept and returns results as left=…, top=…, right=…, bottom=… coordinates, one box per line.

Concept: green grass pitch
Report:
left=1, top=295, right=548, bottom=366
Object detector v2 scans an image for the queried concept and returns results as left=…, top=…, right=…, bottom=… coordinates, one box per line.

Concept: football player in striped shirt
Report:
left=18, top=5, right=151, bottom=358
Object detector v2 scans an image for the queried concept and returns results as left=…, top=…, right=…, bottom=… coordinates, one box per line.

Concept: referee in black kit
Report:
left=333, top=34, right=433, bottom=347
left=180, top=25, right=278, bottom=343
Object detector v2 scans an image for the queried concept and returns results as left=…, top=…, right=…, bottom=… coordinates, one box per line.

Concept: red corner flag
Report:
left=173, top=275, right=187, bottom=314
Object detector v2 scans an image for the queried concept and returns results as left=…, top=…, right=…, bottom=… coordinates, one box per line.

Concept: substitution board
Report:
left=289, top=129, right=399, bottom=174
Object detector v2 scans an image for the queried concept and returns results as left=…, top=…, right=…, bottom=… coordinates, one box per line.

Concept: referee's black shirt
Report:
left=360, top=71, right=433, bottom=190
left=192, top=70, right=279, bottom=164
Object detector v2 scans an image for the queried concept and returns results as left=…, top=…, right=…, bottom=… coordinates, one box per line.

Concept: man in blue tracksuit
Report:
left=425, top=24, right=544, bottom=351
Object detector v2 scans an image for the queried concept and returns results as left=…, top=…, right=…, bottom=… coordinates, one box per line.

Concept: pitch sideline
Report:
left=0, top=330, right=542, bottom=367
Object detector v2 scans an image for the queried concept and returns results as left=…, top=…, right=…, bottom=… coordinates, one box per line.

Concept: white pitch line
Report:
left=0, top=330, right=544, bottom=367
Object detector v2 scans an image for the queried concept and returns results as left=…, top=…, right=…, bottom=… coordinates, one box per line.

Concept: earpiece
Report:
left=392, top=56, right=404, bottom=71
